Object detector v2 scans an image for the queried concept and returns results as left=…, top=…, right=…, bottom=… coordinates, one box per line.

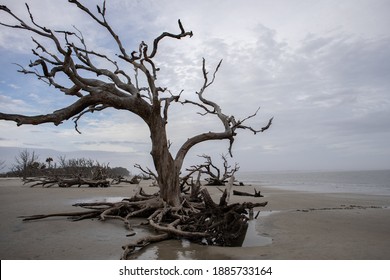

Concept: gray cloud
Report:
left=1, top=0, right=389, bottom=171
left=72, top=140, right=149, bottom=146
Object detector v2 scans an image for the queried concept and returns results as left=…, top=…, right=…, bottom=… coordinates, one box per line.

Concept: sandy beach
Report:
left=0, top=177, right=389, bottom=260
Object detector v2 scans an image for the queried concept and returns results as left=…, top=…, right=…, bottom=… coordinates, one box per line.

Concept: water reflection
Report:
left=129, top=213, right=273, bottom=260
left=242, top=220, right=272, bottom=247
left=130, top=239, right=219, bottom=260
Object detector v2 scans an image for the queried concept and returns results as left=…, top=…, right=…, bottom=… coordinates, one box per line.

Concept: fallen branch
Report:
left=111, top=175, right=141, bottom=185
left=23, top=176, right=110, bottom=188
left=233, top=188, right=263, bottom=197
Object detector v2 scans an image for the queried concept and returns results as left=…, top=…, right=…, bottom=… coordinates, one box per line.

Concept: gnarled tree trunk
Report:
left=149, top=115, right=181, bottom=206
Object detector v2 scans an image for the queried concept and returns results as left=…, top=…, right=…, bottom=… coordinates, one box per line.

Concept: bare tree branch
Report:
left=185, top=154, right=239, bottom=185
left=0, top=94, right=100, bottom=126
left=72, top=104, right=110, bottom=134
left=162, top=90, right=182, bottom=122
left=148, top=19, right=193, bottom=59
left=176, top=59, right=273, bottom=163
left=134, top=164, right=157, bottom=181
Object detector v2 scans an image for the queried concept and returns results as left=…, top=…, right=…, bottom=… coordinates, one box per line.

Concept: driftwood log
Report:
left=233, top=188, right=264, bottom=197
left=20, top=186, right=268, bottom=259
left=23, top=177, right=110, bottom=188
left=111, top=176, right=141, bottom=185
left=217, top=187, right=264, bottom=198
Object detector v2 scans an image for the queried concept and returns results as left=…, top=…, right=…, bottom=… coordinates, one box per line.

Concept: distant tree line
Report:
left=0, top=149, right=130, bottom=179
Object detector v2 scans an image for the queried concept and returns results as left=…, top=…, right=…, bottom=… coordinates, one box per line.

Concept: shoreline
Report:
left=0, top=178, right=389, bottom=259
left=214, top=186, right=390, bottom=260
left=239, top=169, right=390, bottom=196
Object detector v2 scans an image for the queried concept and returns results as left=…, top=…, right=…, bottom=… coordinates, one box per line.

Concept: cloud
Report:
left=72, top=140, right=148, bottom=146
left=71, top=140, right=149, bottom=153
left=8, top=84, right=20, bottom=89
left=0, top=95, right=35, bottom=114
left=1, top=0, right=390, bottom=171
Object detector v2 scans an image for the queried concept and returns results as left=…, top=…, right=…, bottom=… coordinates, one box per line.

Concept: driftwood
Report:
left=216, top=186, right=263, bottom=198
left=233, top=188, right=264, bottom=197
left=23, top=177, right=110, bottom=188
left=111, top=176, right=141, bottom=185
left=205, top=178, right=227, bottom=186
left=20, top=186, right=268, bottom=259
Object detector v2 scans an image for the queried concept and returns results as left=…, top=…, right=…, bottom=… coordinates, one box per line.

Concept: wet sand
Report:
left=0, top=178, right=389, bottom=260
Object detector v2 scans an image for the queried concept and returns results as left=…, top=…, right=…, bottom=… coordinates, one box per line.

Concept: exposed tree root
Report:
left=122, top=233, right=170, bottom=258
left=19, top=187, right=268, bottom=259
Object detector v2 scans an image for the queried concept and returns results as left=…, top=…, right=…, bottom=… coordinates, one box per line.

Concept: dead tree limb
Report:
left=233, top=188, right=264, bottom=197
left=23, top=176, right=110, bottom=188
left=185, top=154, right=240, bottom=186
left=111, top=175, right=141, bottom=185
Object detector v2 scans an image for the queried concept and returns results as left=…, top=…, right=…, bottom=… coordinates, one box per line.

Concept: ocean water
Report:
left=238, top=170, right=390, bottom=195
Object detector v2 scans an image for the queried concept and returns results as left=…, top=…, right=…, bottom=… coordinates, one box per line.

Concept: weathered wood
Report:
left=24, top=177, right=110, bottom=188
left=20, top=186, right=268, bottom=258
left=20, top=210, right=101, bottom=221
left=188, top=171, right=202, bottom=201
left=226, top=175, right=234, bottom=204
left=201, top=188, right=217, bottom=208
left=233, top=188, right=264, bottom=197
left=111, top=175, right=141, bottom=185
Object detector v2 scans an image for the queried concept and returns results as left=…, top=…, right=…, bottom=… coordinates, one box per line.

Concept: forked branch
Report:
left=176, top=59, right=273, bottom=163
left=0, top=3, right=192, bottom=131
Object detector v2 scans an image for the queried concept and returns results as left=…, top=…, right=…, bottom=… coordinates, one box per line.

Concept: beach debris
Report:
left=233, top=188, right=264, bottom=198
left=19, top=185, right=268, bottom=259
left=23, top=176, right=110, bottom=188
left=296, top=204, right=384, bottom=212
left=111, top=175, right=142, bottom=185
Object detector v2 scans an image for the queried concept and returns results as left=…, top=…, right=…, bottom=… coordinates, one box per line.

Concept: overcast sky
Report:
left=1, top=0, right=390, bottom=172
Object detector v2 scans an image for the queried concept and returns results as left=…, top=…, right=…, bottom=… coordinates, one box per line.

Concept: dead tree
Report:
left=12, top=149, right=40, bottom=179
left=0, top=2, right=272, bottom=257
left=185, top=154, right=240, bottom=185
left=22, top=156, right=111, bottom=188
left=0, top=2, right=272, bottom=206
